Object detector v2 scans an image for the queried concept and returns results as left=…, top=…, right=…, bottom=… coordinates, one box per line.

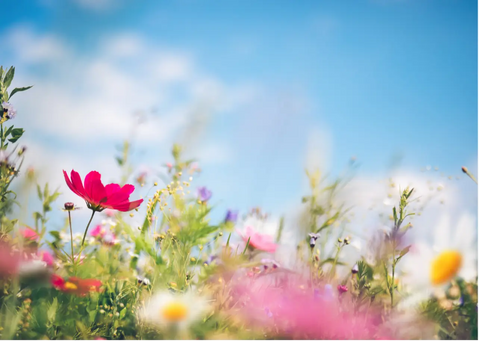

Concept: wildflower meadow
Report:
left=0, top=64, right=476, bottom=340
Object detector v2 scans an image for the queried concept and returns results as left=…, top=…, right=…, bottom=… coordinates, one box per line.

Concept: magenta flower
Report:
left=237, top=226, right=277, bottom=253
left=38, top=250, right=54, bottom=266
left=90, top=225, right=116, bottom=245
left=90, top=225, right=104, bottom=237
left=63, top=170, right=143, bottom=212
left=337, top=284, right=348, bottom=295
left=21, top=227, right=38, bottom=241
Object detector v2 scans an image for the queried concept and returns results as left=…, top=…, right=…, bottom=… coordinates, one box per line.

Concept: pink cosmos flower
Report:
left=21, top=227, right=39, bottom=241
left=90, top=225, right=116, bottom=245
left=63, top=170, right=143, bottom=212
left=237, top=226, right=277, bottom=253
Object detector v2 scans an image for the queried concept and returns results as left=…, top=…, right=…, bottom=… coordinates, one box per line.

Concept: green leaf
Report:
left=49, top=230, right=61, bottom=241
left=396, top=245, right=411, bottom=262
left=4, top=125, right=14, bottom=138
left=119, top=307, right=126, bottom=319
left=8, top=128, right=24, bottom=143
left=320, top=258, right=347, bottom=267
left=37, top=184, right=43, bottom=200
left=3, top=67, right=14, bottom=89
left=406, top=187, right=414, bottom=199
left=44, top=182, right=49, bottom=198
left=225, top=232, right=231, bottom=249
left=242, top=237, right=251, bottom=255
left=9, top=86, right=33, bottom=99
left=47, top=298, right=58, bottom=322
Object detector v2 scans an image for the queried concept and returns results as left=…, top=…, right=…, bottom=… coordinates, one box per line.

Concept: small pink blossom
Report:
left=237, top=226, right=277, bottom=253
left=39, top=250, right=55, bottom=267
left=90, top=225, right=104, bottom=237
left=90, top=225, right=116, bottom=245
left=337, top=285, right=348, bottom=295
left=104, top=209, right=115, bottom=217
left=21, top=227, right=39, bottom=241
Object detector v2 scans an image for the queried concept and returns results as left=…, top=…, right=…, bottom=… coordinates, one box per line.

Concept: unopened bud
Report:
left=351, top=263, right=359, bottom=274
left=64, top=202, right=75, bottom=210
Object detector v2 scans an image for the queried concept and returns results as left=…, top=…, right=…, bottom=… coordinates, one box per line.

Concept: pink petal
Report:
left=70, top=170, right=88, bottom=201
left=105, top=183, right=121, bottom=196
left=86, top=179, right=108, bottom=205
left=104, top=185, right=135, bottom=206
left=84, top=171, right=102, bottom=199
left=63, top=170, right=82, bottom=197
left=108, top=198, right=143, bottom=212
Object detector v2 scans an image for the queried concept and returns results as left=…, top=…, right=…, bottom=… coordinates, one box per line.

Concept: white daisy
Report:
left=399, top=211, right=477, bottom=308
left=140, top=291, right=209, bottom=329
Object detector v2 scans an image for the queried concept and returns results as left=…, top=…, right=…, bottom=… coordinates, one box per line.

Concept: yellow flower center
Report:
left=64, top=282, right=78, bottom=290
left=161, top=301, right=188, bottom=322
left=430, top=250, right=462, bottom=285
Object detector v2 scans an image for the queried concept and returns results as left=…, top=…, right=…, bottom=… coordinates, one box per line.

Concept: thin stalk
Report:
left=81, top=210, right=96, bottom=247
left=68, top=211, right=74, bottom=264
left=330, top=245, right=342, bottom=279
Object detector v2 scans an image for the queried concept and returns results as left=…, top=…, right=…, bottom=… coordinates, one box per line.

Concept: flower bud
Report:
left=351, top=263, right=359, bottom=274
left=64, top=202, right=75, bottom=210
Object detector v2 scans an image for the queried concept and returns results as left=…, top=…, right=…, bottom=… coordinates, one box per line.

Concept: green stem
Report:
left=81, top=210, right=96, bottom=247
left=68, top=211, right=74, bottom=264
left=330, top=245, right=341, bottom=279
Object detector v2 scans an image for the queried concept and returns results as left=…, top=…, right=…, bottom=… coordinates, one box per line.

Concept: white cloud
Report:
left=2, top=25, right=69, bottom=64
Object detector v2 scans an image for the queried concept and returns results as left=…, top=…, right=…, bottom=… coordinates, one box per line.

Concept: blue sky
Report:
left=0, top=0, right=476, bottom=241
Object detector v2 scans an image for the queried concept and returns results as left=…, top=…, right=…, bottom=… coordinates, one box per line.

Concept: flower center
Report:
left=161, top=301, right=188, bottom=322
left=430, top=250, right=462, bottom=285
left=64, top=282, right=78, bottom=290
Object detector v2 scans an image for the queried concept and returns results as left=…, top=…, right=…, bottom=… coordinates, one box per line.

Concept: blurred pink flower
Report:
left=232, top=278, right=386, bottom=339
left=39, top=250, right=55, bottom=267
left=21, top=227, right=38, bottom=241
left=104, top=209, right=115, bottom=217
left=90, top=225, right=104, bottom=237
left=0, top=243, right=21, bottom=277
left=90, top=225, right=116, bottom=245
left=337, top=285, right=348, bottom=295
left=237, top=226, right=277, bottom=253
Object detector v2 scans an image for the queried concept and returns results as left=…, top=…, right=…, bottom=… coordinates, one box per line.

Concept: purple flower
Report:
left=308, top=232, right=320, bottom=248
left=2, top=102, right=16, bottom=120
left=351, top=263, right=359, bottom=274
left=264, top=307, right=273, bottom=318
left=225, top=210, right=238, bottom=223
left=261, top=258, right=280, bottom=269
left=314, top=284, right=334, bottom=302
left=198, top=187, right=212, bottom=202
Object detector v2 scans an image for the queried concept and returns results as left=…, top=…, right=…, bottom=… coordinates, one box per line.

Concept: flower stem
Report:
left=81, top=210, right=96, bottom=247
left=68, top=211, right=74, bottom=264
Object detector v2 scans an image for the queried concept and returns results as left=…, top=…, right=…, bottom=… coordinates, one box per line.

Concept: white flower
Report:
left=18, top=260, right=50, bottom=279
left=140, top=291, right=209, bottom=329
left=399, top=212, right=477, bottom=308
